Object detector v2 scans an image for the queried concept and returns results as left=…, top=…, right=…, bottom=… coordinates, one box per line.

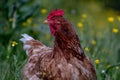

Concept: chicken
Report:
left=20, top=9, right=97, bottom=80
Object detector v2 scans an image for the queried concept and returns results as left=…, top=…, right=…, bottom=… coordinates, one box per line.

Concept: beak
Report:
left=43, top=20, right=48, bottom=24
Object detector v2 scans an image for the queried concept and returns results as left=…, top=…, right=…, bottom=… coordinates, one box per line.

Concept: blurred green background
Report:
left=0, top=0, right=120, bottom=80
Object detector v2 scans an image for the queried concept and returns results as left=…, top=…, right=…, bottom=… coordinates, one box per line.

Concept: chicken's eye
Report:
left=56, top=21, right=60, bottom=24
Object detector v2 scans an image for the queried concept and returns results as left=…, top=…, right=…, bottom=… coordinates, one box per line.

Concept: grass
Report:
left=0, top=0, right=120, bottom=80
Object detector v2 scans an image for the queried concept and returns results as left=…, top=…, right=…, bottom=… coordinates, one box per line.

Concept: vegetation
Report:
left=0, top=0, right=120, bottom=80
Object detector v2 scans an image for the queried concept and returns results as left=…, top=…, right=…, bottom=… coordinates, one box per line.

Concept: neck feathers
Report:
left=54, top=20, right=85, bottom=60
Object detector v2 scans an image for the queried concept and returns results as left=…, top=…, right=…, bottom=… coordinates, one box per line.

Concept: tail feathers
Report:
left=20, top=33, right=46, bottom=56
left=20, top=33, right=34, bottom=43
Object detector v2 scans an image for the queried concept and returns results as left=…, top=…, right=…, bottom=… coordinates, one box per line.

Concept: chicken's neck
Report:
left=54, top=34, right=85, bottom=60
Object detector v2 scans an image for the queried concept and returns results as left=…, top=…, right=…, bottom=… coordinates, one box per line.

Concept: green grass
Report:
left=0, top=0, right=120, bottom=80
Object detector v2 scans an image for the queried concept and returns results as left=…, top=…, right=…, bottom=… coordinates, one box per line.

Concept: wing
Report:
left=20, top=34, right=53, bottom=80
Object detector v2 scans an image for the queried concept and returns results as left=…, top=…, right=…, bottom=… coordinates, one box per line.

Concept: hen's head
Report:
left=44, top=9, right=65, bottom=36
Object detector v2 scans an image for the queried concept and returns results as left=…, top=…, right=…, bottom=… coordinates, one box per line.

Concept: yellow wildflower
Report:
left=9, top=18, right=13, bottom=22
left=85, top=47, right=90, bottom=52
left=107, top=64, right=111, bottom=68
left=41, top=9, right=47, bottom=14
left=27, top=18, right=32, bottom=24
left=22, top=22, right=28, bottom=27
left=108, top=17, right=114, bottom=22
left=91, top=40, right=96, bottom=45
left=112, top=28, right=119, bottom=34
left=81, top=14, right=87, bottom=19
left=95, top=59, right=100, bottom=65
left=77, top=22, right=83, bottom=28
left=11, top=41, right=18, bottom=47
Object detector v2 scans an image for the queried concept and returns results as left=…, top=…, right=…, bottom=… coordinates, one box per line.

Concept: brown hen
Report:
left=20, top=9, right=97, bottom=80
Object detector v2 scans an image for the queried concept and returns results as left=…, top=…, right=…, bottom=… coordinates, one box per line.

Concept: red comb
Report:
left=47, top=9, right=64, bottom=19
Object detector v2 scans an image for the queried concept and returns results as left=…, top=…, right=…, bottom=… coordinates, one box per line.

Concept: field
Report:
left=0, top=0, right=120, bottom=80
